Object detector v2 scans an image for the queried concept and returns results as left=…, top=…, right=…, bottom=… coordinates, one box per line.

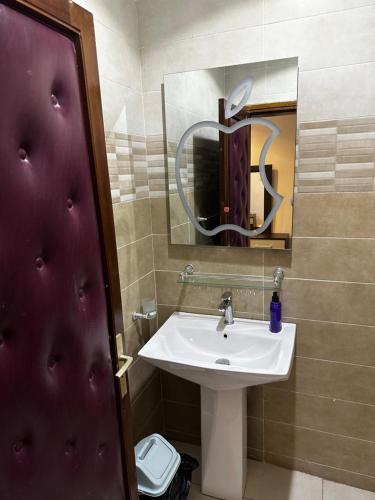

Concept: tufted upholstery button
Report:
left=51, top=93, right=60, bottom=108
left=98, top=443, right=106, bottom=457
left=13, top=441, right=24, bottom=454
left=13, top=436, right=30, bottom=454
left=35, top=257, right=44, bottom=269
left=48, top=354, right=61, bottom=369
left=64, top=439, right=76, bottom=456
left=18, top=147, right=28, bottom=161
left=78, top=287, right=85, bottom=299
left=67, top=198, right=73, bottom=209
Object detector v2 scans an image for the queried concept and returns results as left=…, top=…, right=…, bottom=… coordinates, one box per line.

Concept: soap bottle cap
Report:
left=272, top=291, right=279, bottom=302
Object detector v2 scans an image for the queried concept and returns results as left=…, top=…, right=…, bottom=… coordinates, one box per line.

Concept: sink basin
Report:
left=139, top=311, right=296, bottom=500
left=138, top=312, right=296, bottom=391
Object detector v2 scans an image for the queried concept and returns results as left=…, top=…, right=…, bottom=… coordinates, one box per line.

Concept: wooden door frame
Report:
left=243, top=100, right=297, bottom=117
left=2, top=1, right=138, bottom=499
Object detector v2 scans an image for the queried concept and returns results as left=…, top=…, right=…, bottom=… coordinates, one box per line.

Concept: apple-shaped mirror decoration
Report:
left=175, top=76, right=283, bottom=238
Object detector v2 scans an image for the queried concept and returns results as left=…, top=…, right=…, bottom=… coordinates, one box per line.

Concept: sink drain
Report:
left=215, top=358, right=230, bottom=365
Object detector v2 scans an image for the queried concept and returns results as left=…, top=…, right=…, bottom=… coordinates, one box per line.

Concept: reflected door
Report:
left=219, top=98, right=250, bottom=247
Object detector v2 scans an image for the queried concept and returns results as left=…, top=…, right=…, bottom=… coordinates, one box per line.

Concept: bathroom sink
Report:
left=138, top=312, right=296, bottom=391
left=139, top=311, right=296, bottom=500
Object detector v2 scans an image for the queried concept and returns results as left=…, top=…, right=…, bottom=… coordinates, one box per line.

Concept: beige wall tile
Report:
left=153, top=234, right=263, bottom=275
left=282, top=279, right=375, bottom=326
left=150, top=197, right=169, bottom=234
left=170, top=224, right=190, bottom=245
left=132, top=371, right=161, bottom=430
left=138, top=0, right=263, bottom=49
left=124, top=319, right=156, bottom=359
left=248, top=386, right=264, bottom=418
left=264, top=6, right=375, bottom=72
left=265, top=238, right=375, bottom=283
left=162, top=371, right=200, bottom=407
left=113, top=198, right=152, bottom=248
left=264, top=388, right=375, bottom=442
left=248, top=448, right=263, bottom=461
left=293, top=192, right=375, bottom=238
left=248, top=417, right=264, bottom=451
left=291, top=319, right=375, bottom=366
left=118, top=235, right=154, bottom=288
left=169, top=193, right=189, bottom=227
left=128, top=357, right=157, bottom=401
left=264, top=0, right=375, bottom=24
left=157, top=304, right=177, bottom=327
left=140, top=25, right=263, bottom=93
left=165, top=429, right=201, bottom=447
left=77, top=0, right=140, bottom=44
left=164, top=400, right=201, bottom=437
left=133, top=402, right=164, bottom=444
left=275, top=357, right=375, bottom=406
left=143, top=91, right=164, bottom=136
left=265, top=420, right=375, bottom=477
left=95, top=20, right=142, bottom=92
left=121, top=271, right=156, bottom=330
left=298, top=63, right=375, bottom=123
left=100, top=78, right=145, bottom=137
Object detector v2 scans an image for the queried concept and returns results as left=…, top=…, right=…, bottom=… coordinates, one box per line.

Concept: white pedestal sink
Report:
left=139, top=312, right=296, bottom=500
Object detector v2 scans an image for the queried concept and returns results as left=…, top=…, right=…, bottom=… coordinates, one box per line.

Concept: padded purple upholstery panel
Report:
left=0, top=4, right=125, bottom=500
left=229, top=119, right=249, bottom=247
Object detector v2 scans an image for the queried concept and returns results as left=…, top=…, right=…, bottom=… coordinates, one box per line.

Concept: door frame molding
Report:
left=3, top=1, right=138, bottom=498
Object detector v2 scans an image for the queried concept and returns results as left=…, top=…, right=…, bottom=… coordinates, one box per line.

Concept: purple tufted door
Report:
left=228, top=118, right=250, bottom=247
left=0, top=1, right=136, bottom=499
left=219, top=99, right=250, bottom=247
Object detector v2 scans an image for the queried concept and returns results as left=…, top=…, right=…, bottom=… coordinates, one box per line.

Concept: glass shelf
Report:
left=177, top=270, right=281, bottom=291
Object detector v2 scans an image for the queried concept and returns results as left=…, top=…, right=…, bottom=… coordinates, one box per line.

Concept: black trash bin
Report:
left=135, top=434, right=199, bottom=500
left=139, top=453, right=199, bottom=500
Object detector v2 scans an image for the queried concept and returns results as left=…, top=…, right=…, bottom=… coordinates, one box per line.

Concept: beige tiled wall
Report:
left=136, top=0, right=375, bottom=492
left=111, top=164, right=163, bottom=443
left=296, top=118, right=375, bottom=193
left=76, top=0, right=375, bottom=489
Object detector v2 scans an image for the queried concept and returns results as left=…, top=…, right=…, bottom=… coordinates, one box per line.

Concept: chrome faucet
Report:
left=218, top=291, right=234, bottom=325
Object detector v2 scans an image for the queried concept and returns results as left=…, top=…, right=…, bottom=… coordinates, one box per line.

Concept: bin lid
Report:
left=135, top=433, right=181, bottom=497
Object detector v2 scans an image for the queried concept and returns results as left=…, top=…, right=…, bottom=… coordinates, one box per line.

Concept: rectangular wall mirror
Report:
left=164, top=57, right=298, bottom=249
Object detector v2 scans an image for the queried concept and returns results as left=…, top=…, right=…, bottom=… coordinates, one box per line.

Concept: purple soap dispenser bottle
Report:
left=270, top=291, right=282, bottom=333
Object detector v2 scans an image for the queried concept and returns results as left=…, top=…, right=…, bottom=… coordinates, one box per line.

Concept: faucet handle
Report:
left=221, top=291, right=232, bottom=303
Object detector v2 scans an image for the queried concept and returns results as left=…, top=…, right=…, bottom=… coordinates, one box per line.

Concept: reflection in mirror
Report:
left=164, top=57, right=298, bottom=249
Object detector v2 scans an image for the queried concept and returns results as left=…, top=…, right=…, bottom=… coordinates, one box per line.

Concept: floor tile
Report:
left=323, top=480, right=375, bottom=500
left=245, top=460, right=322, bottom=500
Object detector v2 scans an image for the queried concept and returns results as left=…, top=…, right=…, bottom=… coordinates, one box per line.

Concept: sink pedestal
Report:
left=201, top=387, right=247, bottom=500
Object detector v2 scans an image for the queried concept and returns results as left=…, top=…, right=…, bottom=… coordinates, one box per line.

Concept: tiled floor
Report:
left=172, top=441, right=375, bottom=500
